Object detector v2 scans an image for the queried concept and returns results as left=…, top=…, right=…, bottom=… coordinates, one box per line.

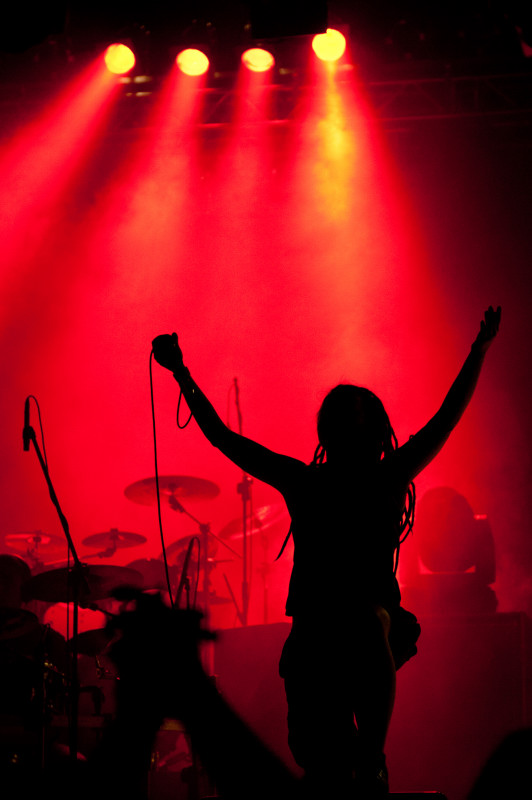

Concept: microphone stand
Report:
left=174, top=536, right=197, bottom=609
left=23, top=421, right=86, bottom=767
left=234, top=378, right=252, bottom=626
left=168, top=496, right=241, bottom=620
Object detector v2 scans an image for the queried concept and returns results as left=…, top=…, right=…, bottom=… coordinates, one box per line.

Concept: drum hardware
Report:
left=125, top=557, right=232, bottom=609
left=219, top=504, right=287, bottom=540
left=94, top=655, right=119, bottom=681
left=123, top=470, right=282, bottom=623
left=162, top=500, right=239, bottom=614
left=81, top=529, right=147, bottom=558
left=41, top=657, right=68, bottom=717
left=22, top=401, right=88, bottom=765
left=124, top=471, right=237, bottom=614
left=165, top=536, right=218, bottom=567
left=1, top=530, right=67, bottom=569
left=220, top=505, right=289, bottom=624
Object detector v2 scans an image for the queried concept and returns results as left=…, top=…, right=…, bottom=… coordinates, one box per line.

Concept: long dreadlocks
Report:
left=312, top=384, right=416, bottom=574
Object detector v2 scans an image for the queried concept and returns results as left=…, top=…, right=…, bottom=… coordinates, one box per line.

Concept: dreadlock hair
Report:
left=311, top=384, right=416, bottom=572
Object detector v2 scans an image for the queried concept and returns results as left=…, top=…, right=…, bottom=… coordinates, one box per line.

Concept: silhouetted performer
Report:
left=152, top=306, right=501, bottom=797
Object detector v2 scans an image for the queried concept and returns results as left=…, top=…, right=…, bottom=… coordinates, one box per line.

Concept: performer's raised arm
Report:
left=396, top=306, right=501, bottom=479
left=151, top=333, right=304, bottom=493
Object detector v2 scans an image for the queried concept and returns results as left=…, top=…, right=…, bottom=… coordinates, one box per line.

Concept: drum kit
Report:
left=8, top=391, right=290, bottom=776
left=0, top=471, right=288, bottom=776
left=0, top=474, right=288, bottom=654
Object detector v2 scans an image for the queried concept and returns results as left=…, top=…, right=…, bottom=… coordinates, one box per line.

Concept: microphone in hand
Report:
left=152, top=332, right=185, bottom=372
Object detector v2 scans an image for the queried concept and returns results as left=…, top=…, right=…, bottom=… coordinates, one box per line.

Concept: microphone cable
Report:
left=176, top=388, right=193, bottom=429
left=149, top=350, right=175, bottom=608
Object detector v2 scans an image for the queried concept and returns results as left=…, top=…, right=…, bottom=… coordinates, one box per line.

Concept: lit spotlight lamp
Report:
left=176, top=48, right=210, bottom=77
left=104, top=42, right=136, bottom=75
left=312, top=28, right=347, bottom=63
left=241, top=48, right=275, bottom=73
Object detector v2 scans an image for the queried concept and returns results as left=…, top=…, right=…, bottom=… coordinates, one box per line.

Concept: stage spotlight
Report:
left=312, top=28, right=347, bottom=62
left=176, top=49, right=210, bottom=77
left=104, top=43, right=135, bottom=75
left=241, top=48, right=275, bottom=73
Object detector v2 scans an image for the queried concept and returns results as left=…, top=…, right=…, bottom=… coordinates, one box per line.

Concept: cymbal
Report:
left=82, top=529, right=147, bottom=549
left=0, top=608, right=40, bottom=640
left=124, top=475, right=220, bottom=506
left=219, top=505, right=288, bottom=540
left=26, top=564, right=143, bottom=605
left=2, top=531, right=66, bottom=557
left=165, top=536, right=218, bottom=566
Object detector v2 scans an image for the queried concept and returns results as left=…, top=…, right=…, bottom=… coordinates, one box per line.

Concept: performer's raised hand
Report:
left=473, top=306, right=501, bottom=354
left=152, top=332, right=184, bottom=373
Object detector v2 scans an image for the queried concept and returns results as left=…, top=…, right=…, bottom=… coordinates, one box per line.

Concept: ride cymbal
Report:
left=124, top=476, right=220, bottom=505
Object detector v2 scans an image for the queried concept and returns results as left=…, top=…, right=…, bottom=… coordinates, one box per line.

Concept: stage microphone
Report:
left=23, top=397, right=30, bottom=451
left=175, top=537, right=196, bottom=608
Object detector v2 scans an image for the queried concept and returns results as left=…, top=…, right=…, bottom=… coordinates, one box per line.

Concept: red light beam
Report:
left=0, top=56, right=120, bottom=300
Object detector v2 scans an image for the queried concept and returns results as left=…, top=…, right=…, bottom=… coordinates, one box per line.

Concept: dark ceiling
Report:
left=1, top=2, right=531, bottom=76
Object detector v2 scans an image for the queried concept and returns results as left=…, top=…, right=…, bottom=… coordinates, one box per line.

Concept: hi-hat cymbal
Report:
left=2, top=531, right=66, bottom=557
left=82, top=529, right=147, bottom=549
left=26, top=564, right=142, bottom=605
left=124, top=476, right=220, bottom=506
left=219, top=505, right=288, bottom=540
